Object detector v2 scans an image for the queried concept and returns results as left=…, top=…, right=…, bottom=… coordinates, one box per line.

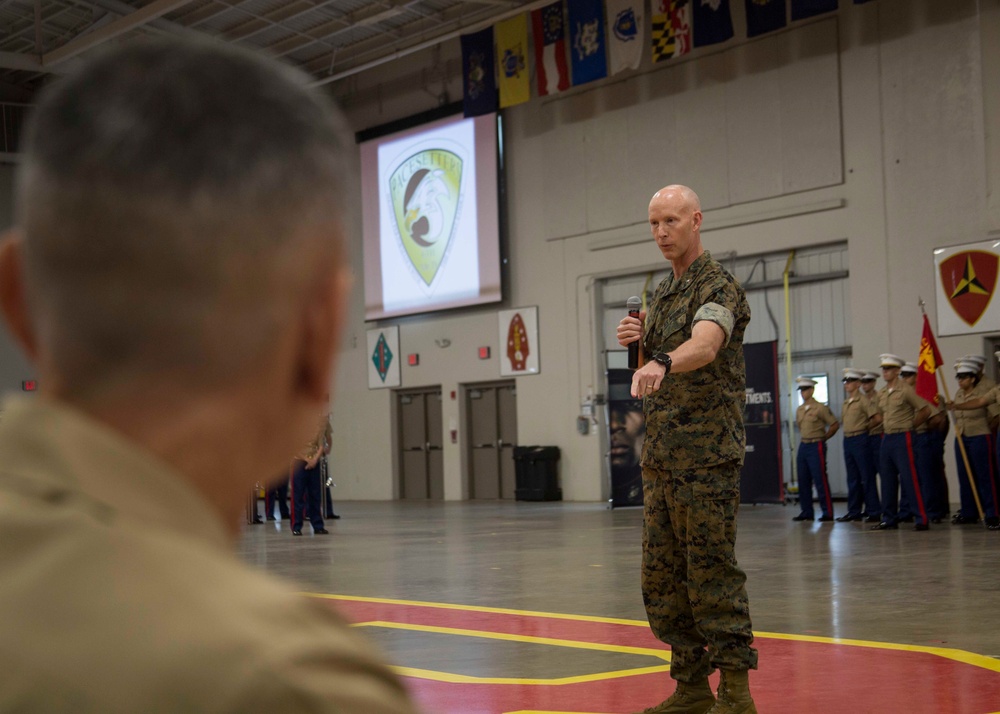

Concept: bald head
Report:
left=648, top=184, right=704, bottom=274
left=650, top=185, right=702, bottom=214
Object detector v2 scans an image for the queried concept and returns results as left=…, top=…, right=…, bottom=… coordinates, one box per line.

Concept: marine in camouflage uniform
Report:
left=618, top=185, right=757, bottom=714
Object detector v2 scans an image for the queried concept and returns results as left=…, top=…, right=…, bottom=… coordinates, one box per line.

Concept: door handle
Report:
left=474, top=443, right=495, bottom=448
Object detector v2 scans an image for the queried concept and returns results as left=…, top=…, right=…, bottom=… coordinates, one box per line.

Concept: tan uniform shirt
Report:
left=796, top=398, right=837, bottom=440
left=876, top=382, right=926, bottom=433
left=0, top=397, right=417, bottom=714
left=914, top=394, right=943, bottom=434
left=979, top=375, right=1000, bottom=422
left=863, top=390, right=884, bottom=436
left=842, top=393, right=876, bottom=435
left=954, top=387, right=992, bottom=437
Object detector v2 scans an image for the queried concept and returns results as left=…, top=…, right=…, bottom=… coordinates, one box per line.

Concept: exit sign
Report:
left=21, top=380, right=37, bottom=392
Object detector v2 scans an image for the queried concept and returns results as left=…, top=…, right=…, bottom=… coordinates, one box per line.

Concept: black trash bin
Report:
left=513, top=446, right=562, bottom=501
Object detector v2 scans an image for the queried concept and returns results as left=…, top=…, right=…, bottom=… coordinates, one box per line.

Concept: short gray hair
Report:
left=17, top=38, right=354, bottom=394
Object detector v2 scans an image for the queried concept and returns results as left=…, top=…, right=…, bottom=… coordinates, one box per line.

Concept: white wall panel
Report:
left=727, top=41, right=784, bottom=204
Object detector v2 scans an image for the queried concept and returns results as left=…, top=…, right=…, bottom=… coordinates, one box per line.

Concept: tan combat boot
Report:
left=706, top=670, right=757, bottom=714
left=637, top=678, right=715, bottom=714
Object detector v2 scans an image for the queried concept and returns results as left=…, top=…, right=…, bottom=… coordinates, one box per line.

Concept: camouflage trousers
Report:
left=641, top=463, right=758, bottom=682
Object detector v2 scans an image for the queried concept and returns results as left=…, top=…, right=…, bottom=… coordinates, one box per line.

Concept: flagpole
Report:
left=919, top=298, right=985, bottom=522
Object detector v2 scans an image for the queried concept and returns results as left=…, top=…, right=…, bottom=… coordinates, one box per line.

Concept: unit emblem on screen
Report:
left=389, top=150, right=463, bottom=286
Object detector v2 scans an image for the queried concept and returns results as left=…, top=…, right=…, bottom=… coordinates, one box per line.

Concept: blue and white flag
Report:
left=568, top=0, right=608, bottom=85
left=744, top=0, right=785, bottom=38
left=460, top=27, right=497, bottom=117
left=791, top=0, right=838, bottom=20
left=694, top=0, right=734, bottom=48
left=605, top=0, right=643, bottom=75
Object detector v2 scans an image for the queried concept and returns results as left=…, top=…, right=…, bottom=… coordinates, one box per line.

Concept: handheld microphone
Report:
left=627, top=296, right=641, bottom=370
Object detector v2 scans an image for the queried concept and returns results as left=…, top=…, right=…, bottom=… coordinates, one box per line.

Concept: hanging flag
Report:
left=651, top=0, right=691, bottom=64
left=694, top=0, right=734, bottom=48
left=745, top=0, right=786, bottom=38
left=916, top=314, right=943, bottom=405
left=568, top=0, right=608, bottom=86
left=791, top=0, right=838, bottom=20
left=532, top=2, right=571, bottom=96
left=461, top=27, right=497, bottom=117
left=496, top=14, right=530, bottom=108
left=605, top=0, right=644, bottom=74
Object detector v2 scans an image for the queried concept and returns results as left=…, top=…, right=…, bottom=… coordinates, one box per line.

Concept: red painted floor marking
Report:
left=310, top=595, right=1000, bottom=714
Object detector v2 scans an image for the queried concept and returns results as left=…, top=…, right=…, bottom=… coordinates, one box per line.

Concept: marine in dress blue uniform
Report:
left=900, top=362, right=949, bottom=523
left=947, top=359, right=1000, bottom=528
left=860, top=371, right=884, bottom=522
left=793, top=377, right=839, bottom=521
left=872, top=354, right=931, bottom=530
left=837, top=368, right=877, bottom=522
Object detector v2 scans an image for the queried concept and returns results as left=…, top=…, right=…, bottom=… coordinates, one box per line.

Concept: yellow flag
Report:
left=495, top=14, right=530, bottom=108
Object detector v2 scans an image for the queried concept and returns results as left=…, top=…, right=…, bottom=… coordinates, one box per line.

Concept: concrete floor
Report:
left=237, top=501, right=1000, bottom=713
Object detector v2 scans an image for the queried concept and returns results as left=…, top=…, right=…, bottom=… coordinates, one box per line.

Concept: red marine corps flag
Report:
left=916, top=314, right=943, bottom=405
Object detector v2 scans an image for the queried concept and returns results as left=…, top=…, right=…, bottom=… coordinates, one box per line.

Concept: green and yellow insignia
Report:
left=388, top=149, right=463, bottom=286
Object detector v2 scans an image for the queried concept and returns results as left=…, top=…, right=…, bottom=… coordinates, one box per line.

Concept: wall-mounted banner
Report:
left=740, top=341, right=783, bottom=504
left=367, top=325, right=401, bottom=389
left=498, top=306, right=540, bottom=376
left=934, top=239, right=1000, bottom=336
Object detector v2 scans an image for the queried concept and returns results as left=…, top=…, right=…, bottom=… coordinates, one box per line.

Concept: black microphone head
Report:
left=626, top=296, right=642, bottom=310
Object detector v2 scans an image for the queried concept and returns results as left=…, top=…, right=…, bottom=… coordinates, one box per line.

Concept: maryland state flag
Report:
left=916, top=315, right=943, bottom=405
left=651, top=0, right=691, bottom=63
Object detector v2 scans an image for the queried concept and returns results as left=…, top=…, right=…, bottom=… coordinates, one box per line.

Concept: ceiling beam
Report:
left=42, top=0, right=197, bottom=67
left=0, top=51, right=43, bottom=72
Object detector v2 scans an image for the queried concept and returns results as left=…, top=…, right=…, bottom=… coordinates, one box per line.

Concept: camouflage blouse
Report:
left=641, top=251, right=751, bottom=470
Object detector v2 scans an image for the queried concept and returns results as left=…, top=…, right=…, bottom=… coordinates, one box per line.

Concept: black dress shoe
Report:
left=266, top=516, right=276, bottom=521
left=864, top=516, right=881, bottom=523
left=835, top=514, right=858, bottom=522
left=792, top=515, right=813, bottom=521
left=913, top=523, right=929, bottom=531
left=985, top=517, right=1000, bottom=528
left=870, top=522, right=898, bottom=530
left=989, top=521, right=1000, bottom=531
left=898, top=516, right=914, bottom=523
left=818, top=515, right=834, bottom=522
left=930, top=517, right=943, bottom=524
left=291, top=529, right=302, bottom=536
left=251, top=517, right=263, bottom=524
left=951, top=515, right=979, bottom=525
left=326, top=513, right=341, bottom=519
left=314, top=528, right=330, bottom=535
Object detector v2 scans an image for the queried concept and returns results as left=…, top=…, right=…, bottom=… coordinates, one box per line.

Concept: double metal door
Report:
left=398, top=388, right=444, bottom=499
left=467, top=381, right=517, bottom=499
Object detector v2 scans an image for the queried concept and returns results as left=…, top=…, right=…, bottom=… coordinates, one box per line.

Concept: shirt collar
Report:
left=667, top=251, right=712, bottom=293
left=0, top=396, right=228, bottom=548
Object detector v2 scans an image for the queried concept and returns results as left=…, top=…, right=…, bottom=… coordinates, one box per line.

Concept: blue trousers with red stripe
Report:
left=878, top=432, right=927, bottom=526
left=797, top=441, right=833, bottom=519
left=863, top=434, right=882, bottom=516
left=956, top=434, right=997, bottom=519
left=842, top=435, right=873, bottom=518
left=291, top=460, right=324, bottom=531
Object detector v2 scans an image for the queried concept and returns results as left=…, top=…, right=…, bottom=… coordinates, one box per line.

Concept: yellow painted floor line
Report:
left=307, top=592, right=1000, bottom=674
left=355, top=620, right=671, bottom=659
left=391, top=664, right=672, bottom=686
